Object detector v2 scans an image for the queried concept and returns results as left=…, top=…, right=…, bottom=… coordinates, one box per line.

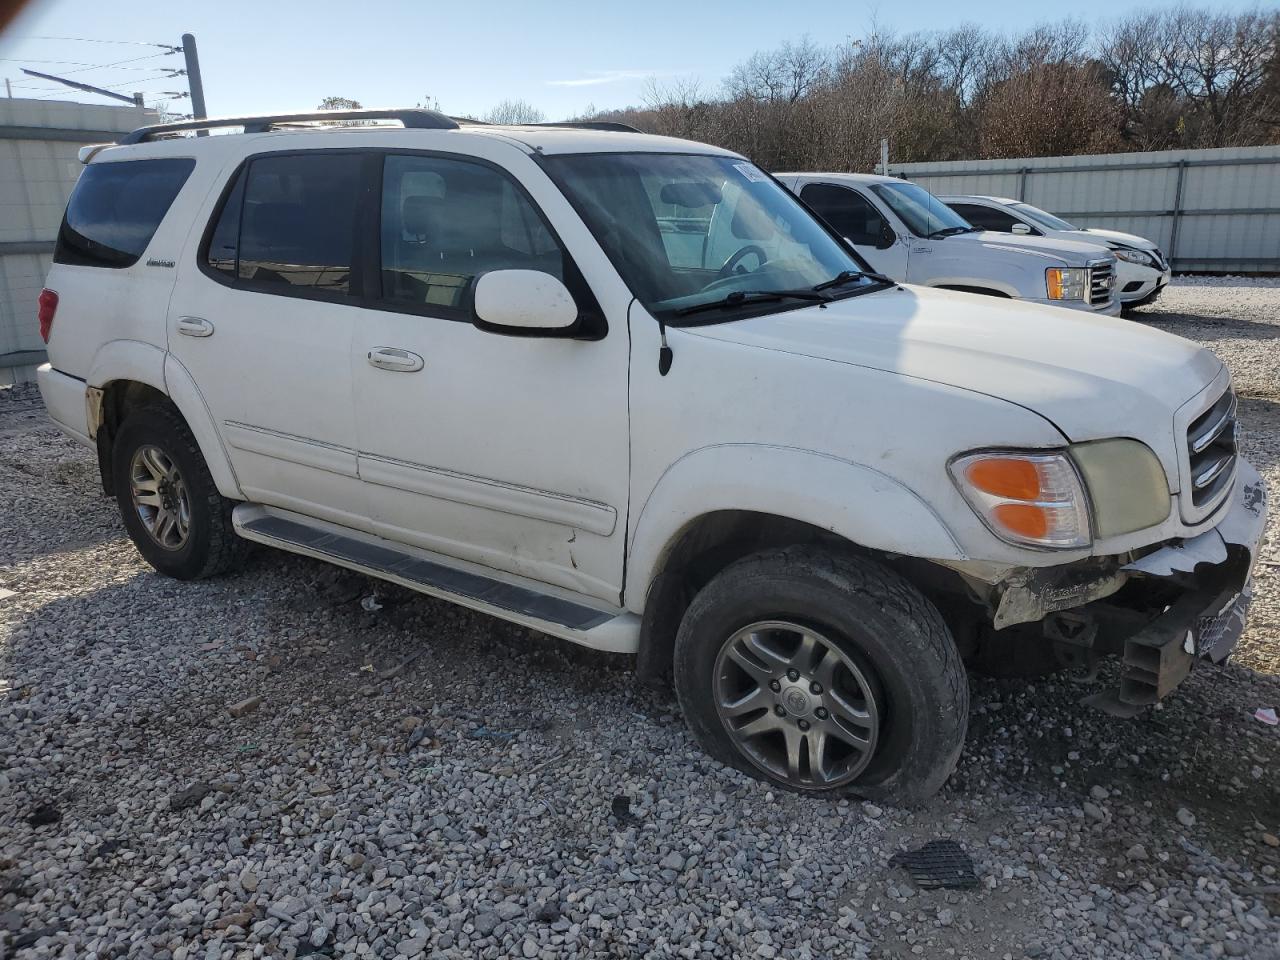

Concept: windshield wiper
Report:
left=927, top=226, right=980, bottom=239
left=674, top=288, right=830, bottom=318
left=813, top=269, right=894, bottom=292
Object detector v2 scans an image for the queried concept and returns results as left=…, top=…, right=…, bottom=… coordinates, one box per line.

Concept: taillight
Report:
left=37, top=288, right=58, bottom=343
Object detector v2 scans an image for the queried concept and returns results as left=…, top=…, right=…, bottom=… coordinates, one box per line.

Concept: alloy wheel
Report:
left=128, top=444, right=191, bottom=551
left=712, top=620, right=881, bottom=789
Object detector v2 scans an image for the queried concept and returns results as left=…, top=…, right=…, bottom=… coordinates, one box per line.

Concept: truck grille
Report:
left=1088, top=260, right=1114, bottom=306
left=1186, top=387, right=1238, bottom=510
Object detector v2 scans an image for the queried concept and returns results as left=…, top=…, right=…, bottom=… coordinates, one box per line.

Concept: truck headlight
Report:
left=950, top=451, right=1091, bottom=548
left=1046, top=267, right=1088, bottom=300
left=1113, top=247, right=1156, bottom=268
left=951, top=441, right=1171, bottom=549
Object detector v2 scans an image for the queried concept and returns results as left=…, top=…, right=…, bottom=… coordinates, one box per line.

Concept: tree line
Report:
left=575, top=7, right=1279, bottom=171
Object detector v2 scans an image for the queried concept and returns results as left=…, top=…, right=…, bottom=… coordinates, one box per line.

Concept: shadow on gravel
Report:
left=1135, top=311, right=1280, bottom=340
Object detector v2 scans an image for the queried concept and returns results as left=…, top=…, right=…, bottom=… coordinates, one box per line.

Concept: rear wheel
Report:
left=111, top=404, right=246, bottom=580
left=673, top=546, right=969, bottom=804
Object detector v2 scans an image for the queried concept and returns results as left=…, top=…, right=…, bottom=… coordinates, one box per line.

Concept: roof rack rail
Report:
left=527, top=121, right=642, bottom=133
left=118, top=108, right=460, bottom=145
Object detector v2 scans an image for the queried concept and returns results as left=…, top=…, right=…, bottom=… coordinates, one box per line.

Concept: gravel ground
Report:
left=1, top=277, right=1278, bottom=960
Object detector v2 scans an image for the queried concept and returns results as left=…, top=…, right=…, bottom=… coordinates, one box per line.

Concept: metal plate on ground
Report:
left=889, top=839, right=978, bottom=890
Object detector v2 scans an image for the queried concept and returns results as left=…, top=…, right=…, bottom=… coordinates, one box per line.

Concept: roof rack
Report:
left=527, top=121, right=641, bottom=133
left=118, top=108, right=460, bottom=144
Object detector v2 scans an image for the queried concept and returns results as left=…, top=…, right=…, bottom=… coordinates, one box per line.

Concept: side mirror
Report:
left=1011, top=222, right=1032, bottom=235
left=875, top=223, right=896, bottom=249
left=472, top=270, right=578, bottom=336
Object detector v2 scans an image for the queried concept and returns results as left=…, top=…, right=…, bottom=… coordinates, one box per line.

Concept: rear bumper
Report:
left=35, top=363, right=93, bottom=448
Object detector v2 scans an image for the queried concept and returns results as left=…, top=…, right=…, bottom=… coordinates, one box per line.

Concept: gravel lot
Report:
left=2, top=277, right=1279, bottom=960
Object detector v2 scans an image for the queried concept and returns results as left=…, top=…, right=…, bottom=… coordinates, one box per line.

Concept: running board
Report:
left=232, top=505, right=639, bottom=653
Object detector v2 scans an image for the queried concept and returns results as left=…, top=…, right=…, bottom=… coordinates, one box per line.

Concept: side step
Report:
left=232, top=505, right=639, bottom=653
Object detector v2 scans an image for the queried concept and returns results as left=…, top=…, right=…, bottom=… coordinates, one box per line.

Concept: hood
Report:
left=680, top=284, right=1222, bottom=447
left=1077, top=227, right=1160, bottom=252
left=954, top=231, right=1115, bottom=265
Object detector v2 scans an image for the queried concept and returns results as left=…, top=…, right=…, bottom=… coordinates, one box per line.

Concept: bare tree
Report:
left=317, top=96, right=362, bottom=111
left=483, top=99, right=545, bottom=124
left=538, top=8, right=1280, bottom=168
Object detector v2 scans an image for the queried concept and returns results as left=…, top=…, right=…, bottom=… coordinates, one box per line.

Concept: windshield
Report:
left=542, top=153, right=884, bottom=321
left=869, top=181, right=973, bottom=238
left=1012, top=202, right=1078, bottom=232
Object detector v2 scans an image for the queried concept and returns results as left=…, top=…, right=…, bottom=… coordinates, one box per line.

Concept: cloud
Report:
left=547, top=69, right=686, bottom=88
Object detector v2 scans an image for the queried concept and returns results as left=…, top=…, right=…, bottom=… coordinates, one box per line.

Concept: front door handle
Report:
left=176, top=316, right=214, bottom=338
left=367, top=347, right=424, bottom=373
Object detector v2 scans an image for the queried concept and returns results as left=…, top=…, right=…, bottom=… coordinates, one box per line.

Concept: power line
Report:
left=0, top=58, right=181, bottom=70
left=9, top=36, right=173, bottom=47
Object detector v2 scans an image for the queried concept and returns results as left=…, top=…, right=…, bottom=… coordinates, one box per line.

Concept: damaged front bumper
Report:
left=965, top=459, right=1267, bottom=713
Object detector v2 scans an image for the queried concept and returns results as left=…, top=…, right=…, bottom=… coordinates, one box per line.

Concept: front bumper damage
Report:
left=965, top=459, right=1267, bottom=714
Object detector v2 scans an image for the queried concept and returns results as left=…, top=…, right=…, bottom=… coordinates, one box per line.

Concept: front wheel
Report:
left=673, top=546, right=969, bottom=804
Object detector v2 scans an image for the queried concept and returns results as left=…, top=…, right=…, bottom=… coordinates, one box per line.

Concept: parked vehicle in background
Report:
left=36, top=110, right=1265, bottom=803
left=778, top=173, right=1120, bottom=316
left=942, top=195, right=1172, bottom=311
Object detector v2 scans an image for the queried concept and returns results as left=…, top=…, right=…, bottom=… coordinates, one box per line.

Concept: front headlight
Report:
left=951, top=441, right=1171, bottom=549
left=1046, top=267, right=1088, bottom=300
left=1113, top=247, right=1156, bottom=268
left=950, top=451, right=1091, bottom=548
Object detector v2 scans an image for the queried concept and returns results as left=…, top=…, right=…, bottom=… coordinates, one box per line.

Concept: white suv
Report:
left=942, top=195, right=1172, bottom=311
left=36, top=109, right=1265, bottom=803
left=777, top=173, right=1121, bottom=316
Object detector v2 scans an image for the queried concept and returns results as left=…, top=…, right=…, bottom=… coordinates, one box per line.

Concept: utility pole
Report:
left=880, top=138, right=890, bottom=177
left=181, top=33, right=207, bottom=135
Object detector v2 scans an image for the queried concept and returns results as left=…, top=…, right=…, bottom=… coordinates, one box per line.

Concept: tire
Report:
left=673, top=546, right=968, bottom=805
left=111, top=403, right=247, bottom=580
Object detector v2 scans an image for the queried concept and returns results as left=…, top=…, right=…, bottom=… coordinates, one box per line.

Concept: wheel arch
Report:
left=628, top=444, right=966, bottom=684
left=85, top=342, right=242, bottom=500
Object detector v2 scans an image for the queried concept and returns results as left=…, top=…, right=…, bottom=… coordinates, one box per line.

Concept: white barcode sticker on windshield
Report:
left=734, top=162, right=768, bottom=183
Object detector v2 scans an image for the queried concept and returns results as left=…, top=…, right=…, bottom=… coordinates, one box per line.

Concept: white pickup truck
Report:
left=778, top=173, right=1120, bottom=316
left=941, top=194, right=1172, bottom=311
left=37, top=110, right=1264, bottom=803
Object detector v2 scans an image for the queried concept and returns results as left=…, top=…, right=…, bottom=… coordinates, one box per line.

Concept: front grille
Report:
left=1151, top=248, right=1168, bottom=270
left=1186, top=387, right=1238, bottom=510
left=1088, top=260, right=1114, bottom=306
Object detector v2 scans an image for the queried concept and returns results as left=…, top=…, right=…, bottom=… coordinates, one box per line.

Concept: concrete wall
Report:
left=0, top=98, right=156, bottom=385
left=888, top=145, right=1280, bottom=275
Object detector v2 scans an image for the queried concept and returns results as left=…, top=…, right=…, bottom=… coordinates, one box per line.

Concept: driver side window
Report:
left=800, top=183, right=887, bottom=247
left=950, top=203, right=1025, bottom=234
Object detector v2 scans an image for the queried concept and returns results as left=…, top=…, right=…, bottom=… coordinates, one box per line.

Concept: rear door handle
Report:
left=367, top=347, right=424, bottom=373
left=176, top=316, right=214, bottom=338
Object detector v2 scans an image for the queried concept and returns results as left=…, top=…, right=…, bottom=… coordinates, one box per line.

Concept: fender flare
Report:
left=624, top=443, right=965, bottom=610
left=86, top=340, right=243, bottom=500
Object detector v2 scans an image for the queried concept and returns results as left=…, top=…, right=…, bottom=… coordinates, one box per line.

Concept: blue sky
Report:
left=0, top=0, right=1254, bottom=120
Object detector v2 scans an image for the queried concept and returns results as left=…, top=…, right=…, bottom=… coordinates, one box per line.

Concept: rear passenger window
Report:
left=55, top=158, right=195, bottom=268
left=205, top=167, right=245, bottom=278
left=208, top=153, right=362, bottom=295
left=380, top=155, right=565, bottom=312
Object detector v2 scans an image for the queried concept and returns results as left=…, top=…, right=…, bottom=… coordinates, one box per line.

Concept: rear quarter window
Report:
left=55, top=157, right=195, bottom=268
